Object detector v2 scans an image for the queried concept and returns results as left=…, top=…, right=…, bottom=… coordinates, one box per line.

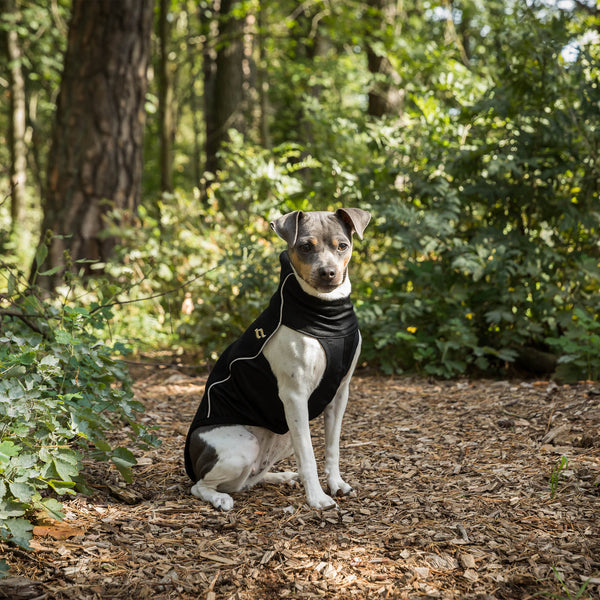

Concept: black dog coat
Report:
left=184, top=251, right=360, bottom=481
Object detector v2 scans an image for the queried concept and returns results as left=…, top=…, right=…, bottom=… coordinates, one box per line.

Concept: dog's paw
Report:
left=307, top=491, right=338, bottom=511
left=211, top=493, right=234, bottom=511
left=327, top=478, right=353, bottom=497
left=191, top=483, right=234, bottom=511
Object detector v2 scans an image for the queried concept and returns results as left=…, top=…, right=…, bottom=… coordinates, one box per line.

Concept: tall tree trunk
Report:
left=366, top=0, right=404, bottom=118
left=204, top=0, right=245, bottom=175
left=158, top=0, right=174, bottom=193
left=2, top=0, right=27, bottom=235
left=186, top=11, right=203, bottom=190
left=33, top=0, right=153, bottom=290
left=256, top=5, right=271, bottom=149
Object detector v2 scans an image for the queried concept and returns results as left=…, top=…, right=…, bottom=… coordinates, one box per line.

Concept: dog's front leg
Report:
left=282, top=396, right=337, bottom=510
left=265, top=327, right=336, bottom=510
left=323, top=335, right=361, bottom=497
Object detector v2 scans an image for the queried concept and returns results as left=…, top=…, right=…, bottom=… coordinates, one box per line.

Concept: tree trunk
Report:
left=366, top=0, right=404, bottom=118
left=186, top=11, right=203, bottom=190
left=256, top=5, right=271, bottom=149
left=204, top=0, right=245, bottom=174
left=158, top=0, right=175, bottom=193
left=33, top=0, right=153, bottom=290
left=2, top=0, right=27, bottom=235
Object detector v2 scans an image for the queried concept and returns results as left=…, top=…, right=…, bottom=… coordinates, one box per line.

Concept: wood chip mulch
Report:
left=1, top=371, right=599, bottom=600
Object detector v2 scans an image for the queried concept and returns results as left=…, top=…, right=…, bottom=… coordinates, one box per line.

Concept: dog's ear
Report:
left=270, top=211, right=303, bottom=246
left=336, top=208, right=371, bottom=240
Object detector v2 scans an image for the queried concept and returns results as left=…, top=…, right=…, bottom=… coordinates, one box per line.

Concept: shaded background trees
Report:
left=34, top=0, right=153, bottom=289
left=1, top=0, right=599, bottom=379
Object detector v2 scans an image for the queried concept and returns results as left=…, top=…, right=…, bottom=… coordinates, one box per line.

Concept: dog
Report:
left=184, top=208, right=371, bottom=510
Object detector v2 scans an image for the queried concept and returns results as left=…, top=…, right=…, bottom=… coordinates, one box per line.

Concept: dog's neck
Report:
left=290, top=266, right=352, bottom=301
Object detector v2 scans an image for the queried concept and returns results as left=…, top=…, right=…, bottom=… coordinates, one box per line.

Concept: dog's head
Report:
left=270, top=208, right=371, bottom=294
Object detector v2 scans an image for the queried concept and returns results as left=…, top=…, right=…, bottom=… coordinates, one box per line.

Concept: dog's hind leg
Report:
left=242, top=429, right=297, bottom=488
left=188, top=426, right=260, bottom=511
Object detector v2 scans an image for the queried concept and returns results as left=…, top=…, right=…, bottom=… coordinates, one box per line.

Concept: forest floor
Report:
left=1, top=369, right=599, bottom=600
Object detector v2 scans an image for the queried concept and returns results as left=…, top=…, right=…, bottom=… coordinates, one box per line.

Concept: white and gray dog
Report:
left=184, top=208, right=371, bottom=510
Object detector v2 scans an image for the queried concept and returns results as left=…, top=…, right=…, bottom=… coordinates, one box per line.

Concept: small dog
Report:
left=184, top=208, right=371, bottom=510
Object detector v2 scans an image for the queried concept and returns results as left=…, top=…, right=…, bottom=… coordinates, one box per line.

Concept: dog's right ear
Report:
left=270, top=211, right=303, bottom=246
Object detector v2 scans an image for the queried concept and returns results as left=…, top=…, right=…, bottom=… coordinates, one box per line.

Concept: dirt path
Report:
left=2, top=372, right=599, bottom=599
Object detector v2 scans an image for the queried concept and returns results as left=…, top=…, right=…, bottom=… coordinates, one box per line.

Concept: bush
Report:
left=0, top=262, right=159, bottom=551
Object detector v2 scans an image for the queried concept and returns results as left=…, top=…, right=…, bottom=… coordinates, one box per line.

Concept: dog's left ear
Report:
left=336, top=208, right=371, bottom=240
left=270, top=211, right=303, bottom=246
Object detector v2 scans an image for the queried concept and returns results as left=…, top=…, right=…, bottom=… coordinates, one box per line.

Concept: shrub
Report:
left=0, top=262, right=159, bottom=551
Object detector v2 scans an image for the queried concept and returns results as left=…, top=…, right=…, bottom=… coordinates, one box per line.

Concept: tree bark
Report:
left=33, top=0, right=153, bottom=289
left=204, top=0, right=245, bottom=175
left=158, top=0, right=174, bottom=193
left=2, top=0, right=28, bottom=234
left=366, top=0, right=404, bottom=118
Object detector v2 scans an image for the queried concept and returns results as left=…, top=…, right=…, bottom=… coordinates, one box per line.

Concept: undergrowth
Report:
left=0, top=251, right=159, bottom=558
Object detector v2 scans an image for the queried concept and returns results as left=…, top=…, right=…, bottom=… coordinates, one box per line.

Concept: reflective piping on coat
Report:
left=205, top=271, right=296, bottom=419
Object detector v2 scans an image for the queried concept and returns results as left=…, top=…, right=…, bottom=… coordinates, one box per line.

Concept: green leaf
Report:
left=39, top=497, right=65, bottom=521
left=52, top=454, right=80, bottom=482
left=111, top=447, right=137, bottom=484
left=8, top=481, right=35, bottom=503
left=38, top=266, right=62, bottom=277
left=46, top=479, right=77, bottom=496
left=54, top=330, right=75, bottom=345
left=0, top=559, right=9, bottom=579
left=11, top=453, right=37, bottom=470
left=0, top=497, right=27, bottom=519
left=35, top=243, right=48, bottom=268
left=0, top=441, right=21, bottom=463
left=4, top=517, right=33, bottom=549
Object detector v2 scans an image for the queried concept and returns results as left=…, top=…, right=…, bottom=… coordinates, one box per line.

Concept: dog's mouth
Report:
left=312, top=280, right=342, bottom=292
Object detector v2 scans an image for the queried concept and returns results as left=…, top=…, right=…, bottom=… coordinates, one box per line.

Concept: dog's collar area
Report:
left=277, top=251, right=358, bottom=338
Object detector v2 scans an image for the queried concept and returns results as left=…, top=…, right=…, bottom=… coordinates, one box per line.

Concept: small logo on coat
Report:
left=255, top=328, right=266, bottom=339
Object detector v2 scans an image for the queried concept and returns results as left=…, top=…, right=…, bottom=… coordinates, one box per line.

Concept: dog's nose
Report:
left=319, top=267, right=336, bottom=281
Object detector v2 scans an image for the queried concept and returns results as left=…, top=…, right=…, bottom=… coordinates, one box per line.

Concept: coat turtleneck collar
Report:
left=275, top=251, right=359, bottom=338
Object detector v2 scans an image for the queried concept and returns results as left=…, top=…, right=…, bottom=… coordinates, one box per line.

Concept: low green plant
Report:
left=0, top=262, right=159, bottom=552
left=546, top=309, right=600, bottom=382
left=549, top=455, right=569, bottom=499
left=545, top=567, right=594, bottom=600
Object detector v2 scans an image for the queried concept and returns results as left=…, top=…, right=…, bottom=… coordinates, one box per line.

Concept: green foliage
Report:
left=348, top=6, right=600, bottom=377
left=0, top=265, right=159, bottom=551
left=547, top=310, right=600, bottom=382
left=114, top=3, right=600, bottom=379
left=549, top=455, right=569, bottom=499
left=3, top=0, right=600, bottom=380
left=547, top=566, right=595, bottom=600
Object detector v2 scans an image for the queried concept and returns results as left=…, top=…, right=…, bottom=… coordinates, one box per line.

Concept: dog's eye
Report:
left=298, top=242, right=313, bottom=253
left=338, top=242, right=349, bottom=252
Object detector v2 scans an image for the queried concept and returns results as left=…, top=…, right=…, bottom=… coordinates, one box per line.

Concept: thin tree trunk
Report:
left=204, top=0, right=245, bottom=174
left=158, top=0, right=174, bottom=193
left=3, top=0, right=27, bottom=234
left=186, top=11, right=203, bottom=190
left=366, top=0, right=404, bottom=118
left=256, top=4, right=271, bottom=149
left=33, top=0, right=153, bottom=290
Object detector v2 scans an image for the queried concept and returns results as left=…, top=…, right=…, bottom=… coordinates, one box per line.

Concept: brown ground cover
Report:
left=1, top=370, right=599, bottom=599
